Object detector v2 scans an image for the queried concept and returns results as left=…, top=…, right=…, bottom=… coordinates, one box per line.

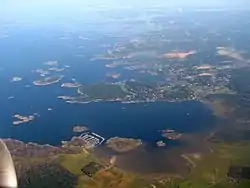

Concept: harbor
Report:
left=79, top=132, right=105, bottom=149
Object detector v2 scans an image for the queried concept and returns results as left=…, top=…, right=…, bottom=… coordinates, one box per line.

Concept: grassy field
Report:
left=14, top=131, right=250, bottom=188
left=165, top=141, right=250, bottom=188
left=59, top=152, right=98, bottom=175
left=58, top=151, right=152, bottom=188
left=56, top=139, right=250, bottom=188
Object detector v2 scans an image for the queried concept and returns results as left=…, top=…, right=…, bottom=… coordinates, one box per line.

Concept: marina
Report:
left=79, top=132, right=105, bottom=148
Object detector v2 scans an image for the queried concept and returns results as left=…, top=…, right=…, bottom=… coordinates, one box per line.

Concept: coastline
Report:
left=33, top=75, right=64, bottom=86
left=59, top=95, right=202, bottom=105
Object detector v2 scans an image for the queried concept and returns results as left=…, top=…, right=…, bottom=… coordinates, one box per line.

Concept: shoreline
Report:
left=33, top=75, right=64, bottom=86
left=59, top=96, right=201, bottom=105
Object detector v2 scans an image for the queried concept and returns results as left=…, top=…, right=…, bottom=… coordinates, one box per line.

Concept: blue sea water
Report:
left=0, top=26, right=216, bottom=146
left=0, top=80, right=216, bottom=145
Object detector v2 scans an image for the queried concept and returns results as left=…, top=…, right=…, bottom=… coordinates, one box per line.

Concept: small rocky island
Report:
left=106, top=73, right=121, bottom=79
left=13, top=114, right=36, bottom=125
left=33, top=75, right=63, bottom=86
left=161, top=129, right=182, bottom=140
left=11, top=76, right=22, bottom=82
left=106, top=137, right=142, bottom=153
left=61, top=83, right=81, bottom=88
left=156, top=140, right=166, bottom=147
left=72, top=125, right=88, bottom=133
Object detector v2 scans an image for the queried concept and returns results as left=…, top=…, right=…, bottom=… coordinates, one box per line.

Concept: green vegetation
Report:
left=58, top=151, right=152, bottom=188
left=13, top=135, right=250, bottom=188
left=106, top=137, right=142, bottom=153
left=125, top=81, right=155, bottom=93
left=59, top=152, right=99, bottom=175
left=163, top=141, right=250, bottom=188
left=76, top=168, right=150, bottom=188
left=163, top=86, right=194, bottom=100
left=18, top=163, right=77, bottom=188
left=78, top=83, right=129, bottom=100
left=57, top=139, right=250, bottom=188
